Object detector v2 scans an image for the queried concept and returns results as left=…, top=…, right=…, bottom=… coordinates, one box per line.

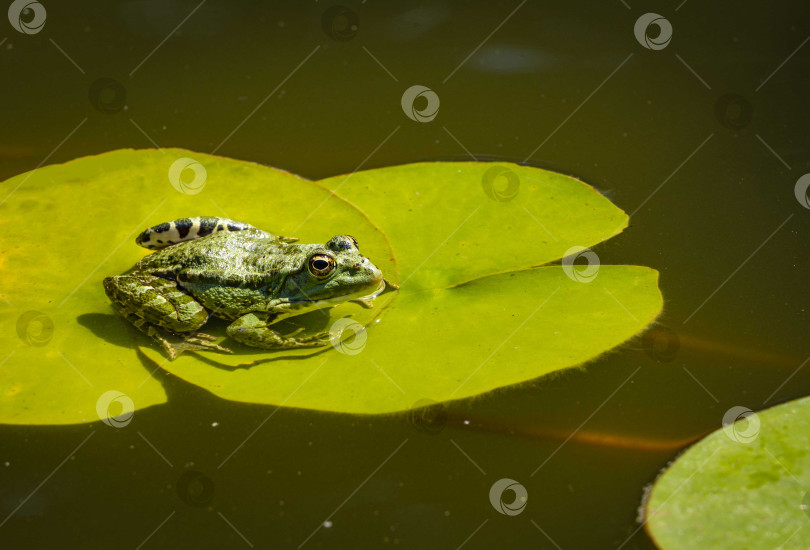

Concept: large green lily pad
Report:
left=646, top=396, right=810, bottom=550
left=0, top=149, right=661, bottom=424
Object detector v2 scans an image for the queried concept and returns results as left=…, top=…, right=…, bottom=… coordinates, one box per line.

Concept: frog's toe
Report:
left=294, top=340, right=329, bottom=348
left=189, top=332, right=217, bottom=341
left=164, top=337, right=234, bottom=360
left=299, top=332, right=331, bottom=344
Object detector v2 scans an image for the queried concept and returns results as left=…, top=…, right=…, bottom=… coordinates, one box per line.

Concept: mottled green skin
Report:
left=104, top=227, right=385, bottom=359
left=137, top=229, right=383, bottom=319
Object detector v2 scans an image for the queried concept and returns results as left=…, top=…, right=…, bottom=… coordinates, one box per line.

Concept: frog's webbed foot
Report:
left=288, top=327, right=331, bottom=346
left=166, top=339, right=234, bottom=361
left=147, top=327, right=233, bottom=361
left=227, top=313, right=330, bottom=350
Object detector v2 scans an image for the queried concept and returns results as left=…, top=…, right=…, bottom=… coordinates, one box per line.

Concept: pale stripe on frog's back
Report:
left=135, top=217, right=264, bottom=249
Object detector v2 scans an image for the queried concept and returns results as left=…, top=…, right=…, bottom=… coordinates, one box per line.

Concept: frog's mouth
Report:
left=285, top=278, right=386, bottom=309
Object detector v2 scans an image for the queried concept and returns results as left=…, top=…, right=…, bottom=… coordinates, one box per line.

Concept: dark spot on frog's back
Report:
left=198, top=217, right=217, bottom=237
left=175, top=218, right=193, bottom=239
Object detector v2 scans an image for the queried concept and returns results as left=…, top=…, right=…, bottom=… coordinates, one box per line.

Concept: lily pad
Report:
left=646, top=396, right=810, bottom=550
left=0, top=149, right=662, bottom=423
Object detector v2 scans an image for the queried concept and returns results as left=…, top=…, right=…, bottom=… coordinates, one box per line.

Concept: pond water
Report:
left=1, top=1, right=809, bottom=548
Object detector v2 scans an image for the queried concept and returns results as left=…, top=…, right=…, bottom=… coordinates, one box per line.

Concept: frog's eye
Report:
left=308, top=254, right=336, bottom=278
left=326, top=235, right=358, bottom=252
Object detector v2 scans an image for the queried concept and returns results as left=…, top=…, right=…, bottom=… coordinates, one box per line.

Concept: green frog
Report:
left=103, top=216, right=392, bottom=360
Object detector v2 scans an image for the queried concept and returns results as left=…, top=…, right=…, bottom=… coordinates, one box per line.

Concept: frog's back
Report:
left=135, top=229, right=296, bottom=277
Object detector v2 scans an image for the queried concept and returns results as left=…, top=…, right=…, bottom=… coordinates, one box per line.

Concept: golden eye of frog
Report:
left=103, top=216, right=394, bottom=360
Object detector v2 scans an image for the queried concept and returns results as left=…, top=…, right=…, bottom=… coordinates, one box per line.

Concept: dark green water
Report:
left=2, top=1, right=809, bottom=548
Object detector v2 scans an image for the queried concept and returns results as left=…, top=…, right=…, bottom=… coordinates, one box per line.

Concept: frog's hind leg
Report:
left=136, top=216, right=299, bottom=249
left=103, top=274, right=233, bottom=360
left=135, top=217, right=253, bottom=250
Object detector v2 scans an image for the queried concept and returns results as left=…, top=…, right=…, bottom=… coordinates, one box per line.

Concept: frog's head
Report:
left=280, top=235, right=385, bottom=305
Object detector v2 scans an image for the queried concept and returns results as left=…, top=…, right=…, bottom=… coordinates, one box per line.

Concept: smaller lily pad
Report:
left=646, top=396, right=810, bottom=550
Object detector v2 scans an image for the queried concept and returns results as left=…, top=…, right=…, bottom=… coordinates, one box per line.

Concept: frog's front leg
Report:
left=103, top=274, right=233, bottom=360
left=226, top=312, right=329, bottom=350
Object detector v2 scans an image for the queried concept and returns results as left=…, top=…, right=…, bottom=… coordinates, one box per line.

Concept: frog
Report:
left=103, top=216, right=393, bottom=360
